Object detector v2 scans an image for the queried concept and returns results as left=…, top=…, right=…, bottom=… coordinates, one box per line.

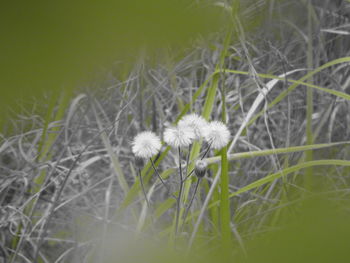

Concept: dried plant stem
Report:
left=181, top=178, right=201, bottom=231
left=150, top=158, right=174, bottom=198
left=184, top=144, right=192, bottom=177
left=201, top=141, right=213, bottom=160
left=183, top=170, right=194, bottom=182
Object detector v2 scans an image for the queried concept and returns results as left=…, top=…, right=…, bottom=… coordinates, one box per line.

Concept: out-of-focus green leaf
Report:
left=0, top=0, right=225, bottom=129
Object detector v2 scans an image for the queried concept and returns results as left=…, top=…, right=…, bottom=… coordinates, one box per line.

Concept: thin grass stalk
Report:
left=201, top=141, right=213, bottom=160
left=188, top=168, right=221, bottom=249
left=183, top=170, right=194, bottom=182
left=182, top=178, right=201, bottom=231
left=99, top=175, right=114, bottom=263
left=150, top=158, right=173, bottom=196
left=305, top=0, right=314, bottom=190
left=93, top=104, right=129, bottom=194
left=120, top=148, right=170, bottom=211
left=185, top=144, right=192, bottom=179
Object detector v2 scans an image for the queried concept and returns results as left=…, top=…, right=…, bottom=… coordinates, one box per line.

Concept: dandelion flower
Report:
left=178, top=113, right=208, bottom=139
left=132, top=131, right=162, bottom=159
left=204, top=121, right=230, bottom=150
left=163, top=125, right=195, bottom=148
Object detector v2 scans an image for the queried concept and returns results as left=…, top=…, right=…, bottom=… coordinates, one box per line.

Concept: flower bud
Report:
left=195, top=160, right=208, bottom=178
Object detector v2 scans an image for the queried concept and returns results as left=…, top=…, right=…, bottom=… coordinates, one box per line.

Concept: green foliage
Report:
left=244, top=195, right=350, bottom=263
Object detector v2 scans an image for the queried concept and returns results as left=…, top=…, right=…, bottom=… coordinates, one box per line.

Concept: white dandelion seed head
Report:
left=131, top=131, right=162, bottom=159
left=163, top=125, right=195, bottom=148
left=178, top=113, right=208, bottom=139
left=204, top=121, right=231, bottom=150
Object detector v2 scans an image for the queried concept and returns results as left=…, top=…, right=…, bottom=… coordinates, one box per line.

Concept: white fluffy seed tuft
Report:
left=132, top=131, right=162, bottom=159
left=204, top=121, right=230, bottom=150
left=178, top=113, right=208, bottom=139
left=163, top=125, right=195, bottom=148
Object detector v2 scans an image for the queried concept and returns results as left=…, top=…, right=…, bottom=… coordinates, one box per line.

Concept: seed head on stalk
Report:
left=132, top=131, right=162, bottom=207
left=132, top=131, right=162, bottom=159
left=163, top=125, right=195, bottom=148
left=204, top=121, right=230, bottom=150
left=178, top=113, right=208, bottom=140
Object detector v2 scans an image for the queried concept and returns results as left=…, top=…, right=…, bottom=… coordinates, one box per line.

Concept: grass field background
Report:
left=1, top=1, right=350, bottom=262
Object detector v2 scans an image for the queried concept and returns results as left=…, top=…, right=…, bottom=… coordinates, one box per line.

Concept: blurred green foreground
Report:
left=0, top=0, right=223, bottom=130
left=100, top=193, right=350, bottom=263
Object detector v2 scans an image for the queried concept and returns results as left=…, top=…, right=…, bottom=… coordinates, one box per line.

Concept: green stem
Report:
left=220, top=146, right=231, bottom=250
left=175, top=147, right=183, bottom=236
left=220, top=81, right=231, bottom=252
left=138, top=168, right=150, bottom=208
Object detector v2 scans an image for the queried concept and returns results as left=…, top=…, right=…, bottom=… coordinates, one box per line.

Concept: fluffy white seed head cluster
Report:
left=131, top=131, right=162, bottom=159
left=163, top=114, right=231, bottom=150
left=204, top=121, right=230, bottom=150
left=178, top=113, right=208, bottom=139
left=163, top=125, right=195, bottom=148
left=132, top=114, right=230, bottom=153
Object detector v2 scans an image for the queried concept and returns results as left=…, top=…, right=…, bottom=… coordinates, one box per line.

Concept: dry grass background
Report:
left=1, top=0, right=350, bottom=262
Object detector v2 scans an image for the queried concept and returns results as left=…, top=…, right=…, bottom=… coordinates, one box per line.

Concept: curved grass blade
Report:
left=206, top=141, right=350, bottom=164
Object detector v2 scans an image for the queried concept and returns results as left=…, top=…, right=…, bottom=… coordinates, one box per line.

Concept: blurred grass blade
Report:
left=93, top=104, right=129, bottom=195
left=246, top=57, right=350, bottom=127
left=183, top=159, right=350, bottom=227
left=225, top=69, right=305, bottom=153
left=220, top=80, right=231, bottom=251
left=177, top=28, right=233, bottom=239
left=206, top=141, right=350, bottom=164
left=136, top=183, right=156, bottom=232
left=228, top=160, right=350, bottom=199
left=11, top=91, right=71, bottom=263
